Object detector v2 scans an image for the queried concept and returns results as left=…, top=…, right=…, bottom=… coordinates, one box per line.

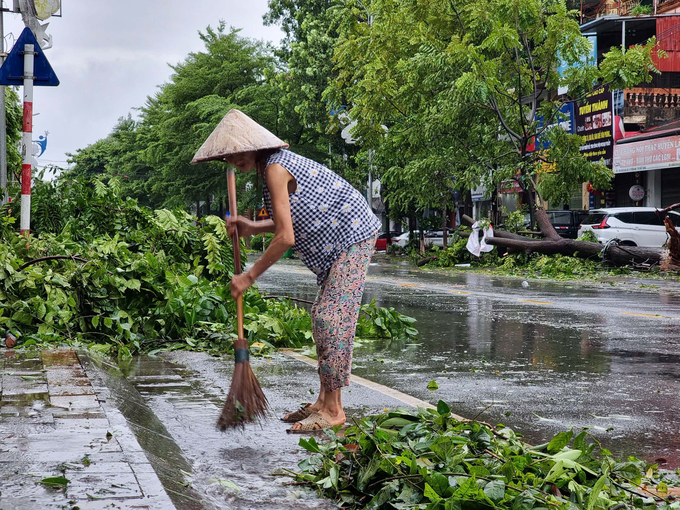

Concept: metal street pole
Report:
left=368, top=149, right=374, bottom=212
left=20, top=41, right=33, bottom=235
left=0, top=7, right=7, bottom=206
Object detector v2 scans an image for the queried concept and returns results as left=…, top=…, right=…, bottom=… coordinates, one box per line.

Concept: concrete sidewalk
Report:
left=0, top=348, right=173, bottom=509
left=1, top=347, right=435, bottom=510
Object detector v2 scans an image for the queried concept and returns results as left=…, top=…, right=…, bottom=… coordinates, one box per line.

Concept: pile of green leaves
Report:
left=0, top=175, right=250, bottom=356
left=357, top=299, right=419, bottom=341
left=294, top=403, right=679, bottom=509
left=0, top=175, right=417, bottom=357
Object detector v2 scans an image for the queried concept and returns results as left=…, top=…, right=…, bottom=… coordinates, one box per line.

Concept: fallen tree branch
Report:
left=19, top=255, right=89, bottom=271
left=656, top=202, right=680, bottom=216
left=262, top=295, right=314, bottom=305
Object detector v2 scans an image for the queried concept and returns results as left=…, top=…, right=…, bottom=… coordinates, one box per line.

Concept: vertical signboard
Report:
left=575, top=84, right=614, bottom=168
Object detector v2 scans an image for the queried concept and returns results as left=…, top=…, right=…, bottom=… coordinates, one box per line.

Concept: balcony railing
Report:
left=658, top=0, right=680, bottom=14
left=624, top=88, right=680, bottom=108
left=581, top=0, right=680, bottom=23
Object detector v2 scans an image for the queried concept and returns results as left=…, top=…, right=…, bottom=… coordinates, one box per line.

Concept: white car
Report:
left=394, top=230, right=453, bottom=248
left=577, top=207, right=680, bottom=247
left=394, top=230, right=433, bottom=248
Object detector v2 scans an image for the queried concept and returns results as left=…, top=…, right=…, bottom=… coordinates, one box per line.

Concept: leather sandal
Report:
left=286, top=412, right=336, bottom=433
left=281, top=403, right=313, bottom=423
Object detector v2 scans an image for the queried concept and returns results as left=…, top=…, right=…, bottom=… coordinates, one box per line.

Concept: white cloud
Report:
left=2, top=0, right=284, bottom=170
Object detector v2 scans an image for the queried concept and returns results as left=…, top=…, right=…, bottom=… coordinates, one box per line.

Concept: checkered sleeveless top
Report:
left=263, top=149, right=381, bottom=285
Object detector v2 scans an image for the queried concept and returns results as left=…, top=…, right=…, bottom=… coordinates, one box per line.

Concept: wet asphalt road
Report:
left=255, top=259, right=680, bottom=468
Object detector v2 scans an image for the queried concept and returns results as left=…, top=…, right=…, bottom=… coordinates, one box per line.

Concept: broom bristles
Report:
left=217, top=338, right=269, bottom=431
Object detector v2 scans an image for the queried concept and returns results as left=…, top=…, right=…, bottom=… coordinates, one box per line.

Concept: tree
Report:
left=67, top=25, right=282, bottom=214
left=265, top=0, right=367, bottom=187
left=326, top=0, right=663, bottom=228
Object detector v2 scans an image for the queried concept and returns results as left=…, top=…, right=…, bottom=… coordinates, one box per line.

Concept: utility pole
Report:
left=0, top=4, right=7, bottom=206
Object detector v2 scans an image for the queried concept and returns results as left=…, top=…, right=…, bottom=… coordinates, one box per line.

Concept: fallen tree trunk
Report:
left=462, top=211, right=674, bottom=268
left=656, top=202, right=680, bottom=269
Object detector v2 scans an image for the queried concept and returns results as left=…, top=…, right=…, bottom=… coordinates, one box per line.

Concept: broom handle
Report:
left=226, top=169, right=245, bottom=340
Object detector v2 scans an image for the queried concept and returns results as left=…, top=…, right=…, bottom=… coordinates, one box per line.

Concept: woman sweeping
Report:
left=192, top=109, right=381, bottom=431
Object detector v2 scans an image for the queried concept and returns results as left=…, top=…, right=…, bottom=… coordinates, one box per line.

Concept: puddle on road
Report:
left=257, top=262, right=680, bottom=468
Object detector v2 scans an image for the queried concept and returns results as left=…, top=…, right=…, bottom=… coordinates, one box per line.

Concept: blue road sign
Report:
left=0, top=27, right=59, bottom=86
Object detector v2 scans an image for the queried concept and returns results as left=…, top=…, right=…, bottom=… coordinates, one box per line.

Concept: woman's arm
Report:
left=227, top=217, right=275, bottom=237
left=231, top=164, right=295, bottom=297
left=249, top=219, right=276, bottom=235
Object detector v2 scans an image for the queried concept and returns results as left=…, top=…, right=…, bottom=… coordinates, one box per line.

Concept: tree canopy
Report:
left=325, top=0, right=662, bottom=224
left=63, top=2, right=664, bottom=228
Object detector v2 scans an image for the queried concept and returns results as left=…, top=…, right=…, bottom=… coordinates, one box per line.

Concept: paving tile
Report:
left=3, top=354, right=43, bottom=372
left=53, top=417, right=111, bottom=429
left=0, top=416, right=55, bottom=431
left=50, top=394, right=100, bottom=410
left=41, top=349, right=79, bottom=367
left=51, top=409, right=106, bottom=419
left=1, top=391, right=50, bottom=404
left=2, top=348, right=181, bottom=509
left=66, top=468, right=143, bottom=500
left=45, top=366, right=95, bottom=396
left=1, top=375, right=48, bottom=396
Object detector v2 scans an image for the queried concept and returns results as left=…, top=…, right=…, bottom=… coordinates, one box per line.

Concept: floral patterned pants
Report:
left=311, top=236, right=375, bottom=392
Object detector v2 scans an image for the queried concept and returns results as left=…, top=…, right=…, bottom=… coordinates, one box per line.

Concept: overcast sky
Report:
left=1, top=0, right=283, bottom=174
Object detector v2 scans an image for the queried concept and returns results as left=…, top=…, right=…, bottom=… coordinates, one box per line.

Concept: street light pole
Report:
left=0, top=5, right=7, bottom=206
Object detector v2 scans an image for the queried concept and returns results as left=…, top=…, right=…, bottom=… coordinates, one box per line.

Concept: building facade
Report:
left=580, top=2, right=680, bottom=208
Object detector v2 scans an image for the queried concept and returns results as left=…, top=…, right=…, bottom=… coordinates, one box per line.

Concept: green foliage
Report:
left=328, top=0, right=662, bottom=214
left=415, top=232, right=634, bottom=279
left=386, top=243, right=404, bottom=256
left=629, top=4, right=653, bottom=16
left=425, top=247, right=631, bottom=280
left=244, top=297, right=313, bottom=349
left=4, top=87, right=23, bottom=180
left=578, top=230, right=599, bottom=243
left=1, top=175, right=417, bottom=356
left=431, top=237, right=473, bottom=267
left=0, top=174, right=250, bottom=356
left=503, top=209, right=527, bottom=234
left=294, top=404, right=679, bottom=509
left=250, top=232, right=275, bottom=251
left=356, top=298, right=418, bottom=341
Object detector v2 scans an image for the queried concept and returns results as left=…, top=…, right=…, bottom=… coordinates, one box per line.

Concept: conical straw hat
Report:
left=191, top=109, right=289, bottom=164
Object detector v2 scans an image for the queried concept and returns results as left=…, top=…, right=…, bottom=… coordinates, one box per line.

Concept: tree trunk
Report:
left=217, top=199, right=224, bottom=221
left=658, top=203, right=680, bottom=270
left=442, top=197, right=448, bottom=249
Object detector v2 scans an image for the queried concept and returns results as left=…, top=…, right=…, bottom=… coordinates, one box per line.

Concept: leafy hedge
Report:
left=250, top=232, right=275, bottom=251
left=293, top=403, right=679, bottom=509
left=0, top=175, right=417, bottom=356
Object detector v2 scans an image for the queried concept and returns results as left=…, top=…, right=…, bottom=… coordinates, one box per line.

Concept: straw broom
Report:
left=217, top=169, right=269, bottom=430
